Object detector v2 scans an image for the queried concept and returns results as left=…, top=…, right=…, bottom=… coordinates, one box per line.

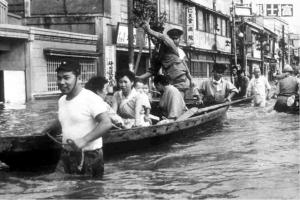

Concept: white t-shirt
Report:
left=58, top=88, right=108, bottom=150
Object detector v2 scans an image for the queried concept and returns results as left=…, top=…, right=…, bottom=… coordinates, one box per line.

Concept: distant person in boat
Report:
left=42, top=60, right=112, bottom=178
left=246, top=67, right=271, bottom=107
left=153, top=75, right=187, bottom=124
left=235, top=70, right=249, bottom=98
left=137, top=20, right=195, bottom=98
left=274, top=65, right=300, bottom=113
left=112, top=70, right=151, bottom=128
left=194, top=63, right=238, bottom=106
left=85, top=76, right=125, bottom=128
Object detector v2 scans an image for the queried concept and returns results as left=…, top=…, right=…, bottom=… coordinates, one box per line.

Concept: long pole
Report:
left=128, top=0, right=134, bottom=71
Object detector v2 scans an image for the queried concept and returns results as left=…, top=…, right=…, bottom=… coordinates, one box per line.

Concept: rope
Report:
left=46, top=132, right=66, bottom=146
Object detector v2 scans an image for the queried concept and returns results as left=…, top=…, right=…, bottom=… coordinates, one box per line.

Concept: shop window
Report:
left=46, top=58, right=97, bottom=92
left=221, top=19, right=226, bottom=36
left=189, top=61, right=208, bottom=78
left=196, top=9, right=205, bottom=31
left=216, top=17, right=221, bottom=35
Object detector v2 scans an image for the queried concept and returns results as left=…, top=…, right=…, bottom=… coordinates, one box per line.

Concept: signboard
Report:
left=281, top=4, right=293, bottom=17
left=104, top=45, right=116, bottom=92
left=256, top=4, right=293, bottom=17
left=116, top=23, right=152, bottom=47
left=186, top=6, right=196, bottom=45
left=235, top=5, right=252, bottom=16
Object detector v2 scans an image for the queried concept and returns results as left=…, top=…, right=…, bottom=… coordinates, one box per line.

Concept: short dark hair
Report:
left=153, top=75, right=170, bottom=86
left=115, top=70, right=136, bottom=82
left=212, top=63, right=227, bottom=73
left=56, top=60, right=81, bottom=76
left=85, top=76, right=108, bottom=94
left=237, top=70, right=245, bottom=75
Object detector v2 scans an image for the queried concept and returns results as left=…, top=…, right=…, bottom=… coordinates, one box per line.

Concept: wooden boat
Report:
left=0, top=97, right=251, bottom=170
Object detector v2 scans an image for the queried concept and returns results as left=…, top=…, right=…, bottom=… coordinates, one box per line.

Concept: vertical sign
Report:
left=105, top=45, right=116, bottom=93
left=186, top=6, right=196, bottom=45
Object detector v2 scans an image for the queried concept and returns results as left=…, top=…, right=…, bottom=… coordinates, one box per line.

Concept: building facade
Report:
left=0, top=0, right=98, bottom=103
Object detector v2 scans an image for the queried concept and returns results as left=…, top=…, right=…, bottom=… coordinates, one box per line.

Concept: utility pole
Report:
left=128, top=0, right=134, bottom=71
left=241, top=18, right=247, bottom=71
left=232, top=1, right=237, bottom=67
left=281, top=25, right=285, bottom=70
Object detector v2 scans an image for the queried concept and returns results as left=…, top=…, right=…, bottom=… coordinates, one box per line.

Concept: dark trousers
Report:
left=56, top=148, right=104, bottom=178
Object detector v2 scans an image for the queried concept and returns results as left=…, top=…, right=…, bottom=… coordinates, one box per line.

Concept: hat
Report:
left=212, top=63, right=227, bottom=73
left=166, top=27, right=183, bottom=39
left=283, top=64, right=294, bottom=72
left=56, top=60, right=81, bottom=75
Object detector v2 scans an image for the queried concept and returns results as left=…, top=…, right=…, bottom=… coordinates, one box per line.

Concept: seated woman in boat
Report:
left=85, top=76, right=124, bottom=128
left=194, top=63, right=238, bottom=106
left=112, top=70, right=151, bottom=128
left=153, top=75, right=187, bottom=124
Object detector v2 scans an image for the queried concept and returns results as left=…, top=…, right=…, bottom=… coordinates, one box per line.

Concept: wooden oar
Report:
left=177, top=96, right=253, bottom=121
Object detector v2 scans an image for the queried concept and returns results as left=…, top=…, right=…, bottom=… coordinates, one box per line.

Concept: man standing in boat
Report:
left=194, top=63, right=238, bottom=106
left=43, top=60, right=112, bottom=178
left=136, top=20, right=194, bottom=98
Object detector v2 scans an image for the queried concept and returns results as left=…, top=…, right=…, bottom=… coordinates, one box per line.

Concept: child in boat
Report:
left=85, top=76, right=124, bottom=128
left=134, top=80, right=152, bottom=126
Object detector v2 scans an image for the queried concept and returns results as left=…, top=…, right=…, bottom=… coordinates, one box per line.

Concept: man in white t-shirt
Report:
left=247, top=67, right=271, bottom=107
left=43, top=60, right=112, bottom=177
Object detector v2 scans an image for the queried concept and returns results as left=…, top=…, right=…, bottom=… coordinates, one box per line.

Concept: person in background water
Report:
left=194, top=63, right=238, bottom=106
left=85, top=76, right=124, bottom=128
left=246, top=67, right=271, bottom=107
left=137, top=20, right=194, bottom=98
left=274, top=65, right=300, bottom=113
left=42, top=60, right=112, bottom=178
left=134, top=79, right=152, bottom=125
left=112, top=70, right=151, bottom=128
left=153, top=75, right=187, bottom=124
left=235, top=70, right=250, bottom=98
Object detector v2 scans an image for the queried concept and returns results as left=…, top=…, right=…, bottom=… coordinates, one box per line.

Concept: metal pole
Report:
left=128, top=0, right=134, bottom=71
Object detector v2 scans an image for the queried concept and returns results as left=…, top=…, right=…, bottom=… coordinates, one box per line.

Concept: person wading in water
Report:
left=43, top=60, right=112, bottom=178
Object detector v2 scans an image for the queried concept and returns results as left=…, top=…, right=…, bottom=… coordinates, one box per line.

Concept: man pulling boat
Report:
left=42, top=60, right=112, bottom=178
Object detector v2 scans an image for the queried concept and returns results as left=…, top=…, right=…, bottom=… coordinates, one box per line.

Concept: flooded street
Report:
left=0, top=100, right=299, bottom=199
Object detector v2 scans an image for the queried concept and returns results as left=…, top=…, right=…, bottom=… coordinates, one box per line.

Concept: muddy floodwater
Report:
left=0, top=99, right=299, bottom=199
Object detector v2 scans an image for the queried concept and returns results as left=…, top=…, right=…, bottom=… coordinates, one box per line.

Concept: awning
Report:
left=44, top=48, right=99, bottom=59
left=245, top=21, right=264, bottom=32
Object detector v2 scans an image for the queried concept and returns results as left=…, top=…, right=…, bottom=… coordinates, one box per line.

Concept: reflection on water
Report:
left=0, top=100, right=299, bottom=199
left=0, top=100, right=58, bottom=137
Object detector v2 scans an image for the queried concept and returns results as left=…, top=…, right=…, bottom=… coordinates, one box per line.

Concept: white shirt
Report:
left=58, top=88, right=108, bottom=150
left=247, top=76, right=271, bottom=98
left=177, top=47, right=186, bottom=60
